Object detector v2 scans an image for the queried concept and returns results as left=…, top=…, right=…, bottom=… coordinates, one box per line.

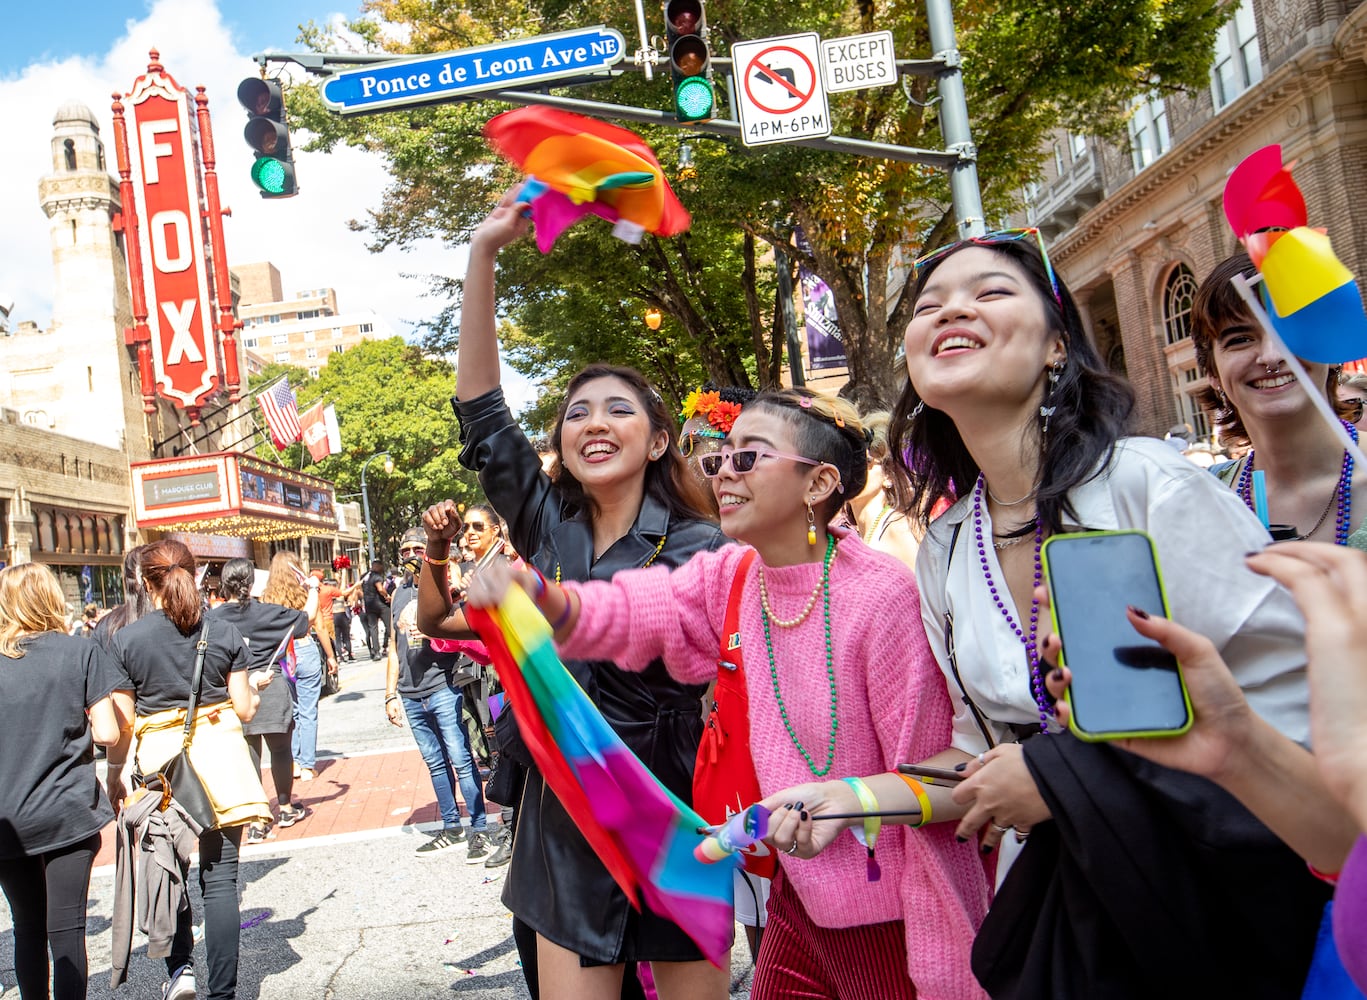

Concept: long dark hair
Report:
left=549, top=364, right=715, bottom=525
left=888, top=237, right=1134, bottom=535
left=1190, top=252, right=1354, bottom=447
left=139, top=539, right=202, bottom=634
left=747, top=389, right=869, bottom=522
left=101, top=544, right=153, bottom=640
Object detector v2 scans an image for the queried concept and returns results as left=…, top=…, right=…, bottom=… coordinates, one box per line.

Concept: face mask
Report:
left=401, top=555, right=422, bottom=573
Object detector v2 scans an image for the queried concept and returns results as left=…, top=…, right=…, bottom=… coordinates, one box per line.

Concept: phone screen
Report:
left=1045, top=531, right=1189, bottom=737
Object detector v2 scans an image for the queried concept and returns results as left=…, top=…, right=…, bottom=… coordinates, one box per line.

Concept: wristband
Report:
left=530, top=567, right=548, bottom=601
left=842, top=777, right=882, bottom=881
left=385, top=694, right=399, bottom=705
left=424, top=553, right=450, bottom=566
left=550, top=589, right=576, bottom=632
left=894, top=773, right=932, bottom=828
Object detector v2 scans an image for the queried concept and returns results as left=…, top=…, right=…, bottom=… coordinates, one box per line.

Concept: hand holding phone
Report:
left=1042, top=530, right=1192, bottom=741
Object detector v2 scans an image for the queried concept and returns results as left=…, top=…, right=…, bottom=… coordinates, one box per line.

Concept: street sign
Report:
left=731, top=33, right=831, bottom=147
left=820, top=30, right=897, bottom=93
left=321, top=27, right=626, bottom=114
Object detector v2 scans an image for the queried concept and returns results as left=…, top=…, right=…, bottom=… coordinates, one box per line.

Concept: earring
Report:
left=911, top=400, right=925, bottom=419
left=1040, top=359, right=1065, bottom=439
left=805, top=500, right=817, bottom=546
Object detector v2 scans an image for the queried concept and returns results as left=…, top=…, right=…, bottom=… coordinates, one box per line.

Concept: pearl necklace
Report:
left=973, top=475, right=1051, bottom=732
left=758, top=544, right=837, bottom=628
left=1236, top=420, right=1357, bottom=545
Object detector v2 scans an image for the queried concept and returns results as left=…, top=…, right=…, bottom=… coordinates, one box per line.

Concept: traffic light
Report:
left=664, top=0, right=714, bottom=122
left=236, top=77, right=297, bottom=198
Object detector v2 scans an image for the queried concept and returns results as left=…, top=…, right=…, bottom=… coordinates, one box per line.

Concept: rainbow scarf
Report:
left=465, top=587, right=735, bottom=966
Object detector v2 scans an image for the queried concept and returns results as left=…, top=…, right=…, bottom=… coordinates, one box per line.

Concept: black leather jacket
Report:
left=453, top=387, right=726, bottom=964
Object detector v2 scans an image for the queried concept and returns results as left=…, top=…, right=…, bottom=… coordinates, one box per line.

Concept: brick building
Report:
left=233, top=261, right=394, bottom=378
left=1021, top=0, right=1367, bottom=440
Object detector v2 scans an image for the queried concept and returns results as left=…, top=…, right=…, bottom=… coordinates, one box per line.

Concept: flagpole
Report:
left=1230, top=275, right=1367, bottom=470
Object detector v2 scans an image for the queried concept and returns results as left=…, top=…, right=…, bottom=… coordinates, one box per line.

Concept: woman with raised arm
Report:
left=0, top=564, right=130, bottom=1000
left=423, top=186, right=727, bottom=1000
left=1191, top=252, right=1367, bottom=547
left=760, top=229, right=1333, bottom=998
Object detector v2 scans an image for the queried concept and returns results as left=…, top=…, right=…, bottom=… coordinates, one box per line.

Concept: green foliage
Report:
left=248, top=340, right=483, bottom=562
left=288, top=0, right=1229, bottom=409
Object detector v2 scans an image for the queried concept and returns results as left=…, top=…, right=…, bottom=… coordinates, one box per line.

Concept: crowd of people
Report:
left=3, top=186, right=1367, bottom=1000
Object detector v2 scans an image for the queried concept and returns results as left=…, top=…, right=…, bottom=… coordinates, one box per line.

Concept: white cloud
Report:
left=0, top=0, right=541, bottom=412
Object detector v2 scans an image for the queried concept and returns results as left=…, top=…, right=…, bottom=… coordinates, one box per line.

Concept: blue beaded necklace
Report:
left=1236, top=420, right=1358, bottom=545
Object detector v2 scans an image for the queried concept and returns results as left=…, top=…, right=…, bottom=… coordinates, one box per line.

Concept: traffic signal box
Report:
left=237, top=78, right=297, bottom=198
left=664, top=0, right=714, bottom=122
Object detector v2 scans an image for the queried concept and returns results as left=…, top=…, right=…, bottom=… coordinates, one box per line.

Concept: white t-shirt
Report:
left=915, top=436, right=1309, bottom=754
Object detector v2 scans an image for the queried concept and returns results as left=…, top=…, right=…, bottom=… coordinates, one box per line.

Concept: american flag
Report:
left=258, top=378, right=302, bottom=449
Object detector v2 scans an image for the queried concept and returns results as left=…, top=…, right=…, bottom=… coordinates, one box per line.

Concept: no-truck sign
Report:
left=731, top=33, right=832, bottom=147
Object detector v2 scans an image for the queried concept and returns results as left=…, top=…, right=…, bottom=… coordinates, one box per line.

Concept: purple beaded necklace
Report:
left=972, top=475, right=1051, bottom=732
left=1236, top=419, right=1358, bottom=545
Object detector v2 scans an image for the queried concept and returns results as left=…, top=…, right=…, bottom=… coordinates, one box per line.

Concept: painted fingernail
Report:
left=1244, top=549, right=1265, bottom=557
left=1127, top=605, right=1151, bottom=620
left=1049, top=668, right=1064, bottom=682
left=800, top=811, right=809, bottom=822
left=953, top=762, right=968, bottom=772
left=793, top=801, right=805, bottom=811
left=784, top=803, right=794, bottom=811
left=956, top=835, right=968, bottom=843
left=981, top=843, right=995, bottom=855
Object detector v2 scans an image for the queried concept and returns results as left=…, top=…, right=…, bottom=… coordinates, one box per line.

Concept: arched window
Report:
left=1163, top=265, right=1199, bottom=346
left=64, top=139, right=77, bottom=171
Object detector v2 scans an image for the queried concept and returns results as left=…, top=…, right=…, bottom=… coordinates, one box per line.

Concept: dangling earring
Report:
left=1040, top=359, right=1065, bottom=439
left=805, top=500, right=817, bottom=546
left=911, top=400, right=925, bottom=419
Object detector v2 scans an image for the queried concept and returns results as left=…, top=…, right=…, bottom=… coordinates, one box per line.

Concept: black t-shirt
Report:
left=208, top=599, right=310, bottom=675
left=362, top=571, right=389, bottom=613
left=391, top=582, right=462, bottom=699
left=109, top=610, right=249, bottom=715
left=0, top=632, right=126, bottom=858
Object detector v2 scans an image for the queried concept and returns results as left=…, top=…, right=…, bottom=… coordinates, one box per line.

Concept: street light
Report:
left=360, top=451, right=394, bottom=566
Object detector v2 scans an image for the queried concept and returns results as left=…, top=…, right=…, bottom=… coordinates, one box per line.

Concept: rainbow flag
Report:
left=464, top=587, right=736, bottom=967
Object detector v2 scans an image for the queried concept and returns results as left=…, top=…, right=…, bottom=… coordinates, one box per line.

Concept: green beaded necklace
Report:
left=761, top=534, right=839, bottom=777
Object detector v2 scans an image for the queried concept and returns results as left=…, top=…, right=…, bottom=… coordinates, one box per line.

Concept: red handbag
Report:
left=691, top=550, right=776, bottom=878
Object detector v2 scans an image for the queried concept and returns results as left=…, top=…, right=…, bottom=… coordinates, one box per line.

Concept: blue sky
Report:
left=2, top=1, right=319, bottom=77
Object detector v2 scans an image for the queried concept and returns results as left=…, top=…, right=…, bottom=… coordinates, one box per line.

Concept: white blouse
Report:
left=915, top=437, right=1310, bottom=754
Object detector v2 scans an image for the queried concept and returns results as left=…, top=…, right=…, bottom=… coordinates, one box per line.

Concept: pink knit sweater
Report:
left=559, top=535, right=990, bottom=1000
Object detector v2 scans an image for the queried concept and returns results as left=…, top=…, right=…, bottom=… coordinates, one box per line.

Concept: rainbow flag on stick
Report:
left=464, top=587, right=736, bottom=967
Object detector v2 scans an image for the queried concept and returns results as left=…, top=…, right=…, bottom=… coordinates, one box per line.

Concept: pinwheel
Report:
left=463, top=586, right=736, bottom=967
left=484, top=106, right=691, bottom=253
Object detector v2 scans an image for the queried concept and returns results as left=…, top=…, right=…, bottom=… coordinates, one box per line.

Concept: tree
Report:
left=292, top=0, right=1230, bottom=409
left=250, top=339, right=484, bottom=562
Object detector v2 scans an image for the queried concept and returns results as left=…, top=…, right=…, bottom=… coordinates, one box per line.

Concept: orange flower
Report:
left=694, top=391, right=721, bottom=415
left=707, top=400, right=742, bottom=433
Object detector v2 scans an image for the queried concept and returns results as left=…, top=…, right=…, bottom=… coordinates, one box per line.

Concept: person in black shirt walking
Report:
left=0, top=563, right=129, bottom=1000
left=359, top=559, right=391, bottom=660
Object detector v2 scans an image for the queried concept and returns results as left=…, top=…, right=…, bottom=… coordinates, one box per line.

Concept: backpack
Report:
left=691, top=550, right=776, bottom=879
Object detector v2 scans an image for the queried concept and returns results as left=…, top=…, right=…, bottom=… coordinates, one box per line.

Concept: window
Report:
left=1173, top=370, right=1211, bottom=439
left=1211, top=0, right=1262, bottom=110
left=274, top=351, right=290, bottom=364
left=298, top=309, right=319, bottom=320
left=272, top=333, right=288, bottom=346
left=244, top=337, right=257, bottom=349
left=1052, top=145, right=1064, bottom=175
left=305, top=347, right=318, bottom=359
left=1070, top=133, right=1087, bottom=159
left=332, top=344, right=344, bottom=354
left=308, top=366, right=320, bottom=378
left=267, top=314, right=280, bottom=324
left=304, top=330, right=315, bottom=342
left=1129, top=94, right=1171, bottom=172
left=359, top=323, right=374, bottom=334
left=64, top=139, right=76, bottom=171
left=331, top=328, right=343, bottom=339
left=1163, top=264, right=1199, bottom=346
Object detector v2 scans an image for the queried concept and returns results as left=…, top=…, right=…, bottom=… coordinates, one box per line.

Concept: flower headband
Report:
left=680, top=388, right=743, bottom=434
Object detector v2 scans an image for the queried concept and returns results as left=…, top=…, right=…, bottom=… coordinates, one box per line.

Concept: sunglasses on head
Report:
left=679, top=428, right=726, bottom=457
left=914, top=227, right=1062, bottom=306
left=698, top=446, right=843, bottom=492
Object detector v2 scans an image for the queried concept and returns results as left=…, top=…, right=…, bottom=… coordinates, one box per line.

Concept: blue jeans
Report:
left=403, top=681, right=487, bottom=831
left=289, top=639, right=323, bottom=769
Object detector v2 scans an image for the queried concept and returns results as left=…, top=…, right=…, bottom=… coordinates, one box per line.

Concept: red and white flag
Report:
left=299, top=400, right=332, bottom=463
left=258, top=379, right=301, bottom=449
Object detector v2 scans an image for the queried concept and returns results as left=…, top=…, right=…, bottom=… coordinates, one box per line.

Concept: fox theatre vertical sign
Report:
left=112, top=49, right=242, bottom=425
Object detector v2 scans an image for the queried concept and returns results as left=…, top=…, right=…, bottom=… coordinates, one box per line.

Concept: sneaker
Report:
left=246, top=823, right=268, bottom=845
left=277, top=803, right=307, bottom=828
left=296, top=768, right=315, bottom=782
left=415, top=828, right=464, bottom=856
left=484, top=838, right=512, bottom=868
left=464, top=831, right=491, bottom=864
left=163, top=964, right=196, bottom=1000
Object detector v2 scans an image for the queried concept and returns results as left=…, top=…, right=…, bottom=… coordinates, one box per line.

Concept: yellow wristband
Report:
left=894, top=773, right=932, bottom=828
left=424, top=553, right=450, bottom=566
left=842, top=777, right=883, bottom=881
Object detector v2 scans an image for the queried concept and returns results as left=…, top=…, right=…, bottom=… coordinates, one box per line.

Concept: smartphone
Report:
left=1041, top=530, right=1192, bottom=741
left=895, top=763, right=966, bottom=785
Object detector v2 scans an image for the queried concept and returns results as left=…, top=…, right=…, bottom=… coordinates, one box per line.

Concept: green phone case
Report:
left=1041, top=529, right=1194, bottom=742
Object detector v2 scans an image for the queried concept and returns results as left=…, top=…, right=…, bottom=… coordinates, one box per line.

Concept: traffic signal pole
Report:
left=926, top=0, right=985, bottom=237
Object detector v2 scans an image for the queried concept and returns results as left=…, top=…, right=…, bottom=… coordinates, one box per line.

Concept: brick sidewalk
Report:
left=93, top=746, right=445, bottom=866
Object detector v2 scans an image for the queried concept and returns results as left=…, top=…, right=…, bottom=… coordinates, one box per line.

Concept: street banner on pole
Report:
left=299, top=400, right=332, bottom=463
left=800, top=267, right=846, bottom=370
left=324, top=404, right=343, bottom=456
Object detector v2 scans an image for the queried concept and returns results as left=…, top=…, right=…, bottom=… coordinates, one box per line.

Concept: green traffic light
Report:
left=675, top=77, right=714, bottom=122
left=251, top=157, right=290, bottom=196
